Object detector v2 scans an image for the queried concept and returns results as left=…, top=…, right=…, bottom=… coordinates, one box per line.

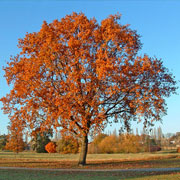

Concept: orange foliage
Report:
left=45, top=142, right=56, bottom=153
left=177, top=147, right=180, bottom=153
left=88, top=133, right=108, bottom=153
left=0, top=12, right=177, bottom=164
left=56, top=136, right=79, bottom=154
left=98, top=135, right=118, bottom=153
left=89, top=134, right=143, bottom=154
left=118, top=134, right=142, bottom=153
left=5, top=124, right=25, bottom=153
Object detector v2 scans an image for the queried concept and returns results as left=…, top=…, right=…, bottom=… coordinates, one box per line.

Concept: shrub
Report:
left=45, top=142, right=56, bottom=153
left=89, top=133, right=143, bottom=154
left=177, top=147, right=180, bottom=153
left=88, top=133, right=108, bottom=154
left=98, top=135, right=118, bottom=153
left=118, top=134, right=142, bottom=153
left=56, top=136, right=79, bottom=154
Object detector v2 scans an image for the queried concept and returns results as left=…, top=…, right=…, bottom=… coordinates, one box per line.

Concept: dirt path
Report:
left=0, top=167, right=180, bottom=172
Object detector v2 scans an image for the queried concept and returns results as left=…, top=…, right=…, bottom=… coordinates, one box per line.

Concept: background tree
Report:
left=5, top=125, right=25, bottom=153
left=31, top=128, right=52, bottom=153
left=1, top=12, right=177, bottom=165
left=0, top=134, right=8, bottom=150
left=157, top=126, right=163, bottom=146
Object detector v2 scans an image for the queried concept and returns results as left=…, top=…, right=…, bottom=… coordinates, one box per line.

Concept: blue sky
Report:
left=0, top=1, right=180, bottom=135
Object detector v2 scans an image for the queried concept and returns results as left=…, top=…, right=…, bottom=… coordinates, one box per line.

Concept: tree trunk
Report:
left=78, top=135, right=88, bottom=166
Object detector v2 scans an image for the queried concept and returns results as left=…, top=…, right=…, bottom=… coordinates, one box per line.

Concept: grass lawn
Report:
left=0, top=151, right=180, bottom=179
left=0, top=150, right=180, bottom=169
left=0, top=169, right=180, bottom=180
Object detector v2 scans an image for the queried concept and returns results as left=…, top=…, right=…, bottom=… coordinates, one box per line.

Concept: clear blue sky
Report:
left=0, top=1, right=180, bottom=135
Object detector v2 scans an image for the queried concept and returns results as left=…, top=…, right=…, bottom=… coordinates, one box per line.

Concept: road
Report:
left=0, top=167, right=180, bottom=172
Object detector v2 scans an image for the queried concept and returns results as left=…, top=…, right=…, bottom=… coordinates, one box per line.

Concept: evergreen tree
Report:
left=31, top=128, right=52, bottom=153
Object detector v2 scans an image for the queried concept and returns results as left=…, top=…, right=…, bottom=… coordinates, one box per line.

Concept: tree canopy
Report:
left=1, top=12, right=177, bottom=165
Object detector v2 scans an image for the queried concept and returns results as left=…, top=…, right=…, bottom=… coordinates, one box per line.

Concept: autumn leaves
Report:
left=0, top=12, right=177, bottom=165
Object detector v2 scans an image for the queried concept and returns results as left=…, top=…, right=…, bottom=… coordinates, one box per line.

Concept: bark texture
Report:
left=78, top=135, right=88, bottom=166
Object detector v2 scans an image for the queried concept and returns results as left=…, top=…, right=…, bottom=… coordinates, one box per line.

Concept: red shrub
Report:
left=45, top=142, right=56, bottom=153
left=177, top=147, right=180, bottom=153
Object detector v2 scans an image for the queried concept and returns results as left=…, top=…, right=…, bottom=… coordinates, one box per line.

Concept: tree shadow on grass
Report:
left=86, top=157, right=180, bottom=169
left=0, top=160, right=78, bottom=169
left=0, top=156, right=180, bottom=169
left=160, top=150, right=177, bottom=154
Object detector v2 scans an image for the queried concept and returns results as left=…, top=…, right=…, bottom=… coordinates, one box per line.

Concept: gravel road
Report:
left=0, top=167, right=180, bottom=172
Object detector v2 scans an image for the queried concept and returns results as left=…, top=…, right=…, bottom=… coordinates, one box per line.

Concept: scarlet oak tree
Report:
left=1, top=13, right=177, bottom=165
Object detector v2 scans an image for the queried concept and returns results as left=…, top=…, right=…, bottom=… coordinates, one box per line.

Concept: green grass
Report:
left=132, top=173, right=180, bottom=180
left=0, top=169, right=180, bottom=180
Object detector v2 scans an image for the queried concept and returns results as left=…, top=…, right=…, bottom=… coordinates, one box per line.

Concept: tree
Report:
left=5, top=125, right=25, bottom=153
left=157, top=126, right=163, bottom=145
left=0, top=134, right=8, bottom=150
left=1, top=12, right=177, bottom=165
left=31, top=128, right=52, bottom=153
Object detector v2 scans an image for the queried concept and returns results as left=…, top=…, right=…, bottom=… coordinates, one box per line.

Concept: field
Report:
left=0, top=151, right=180, bottom=179
left=0, top=150, right=180, bottom=169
